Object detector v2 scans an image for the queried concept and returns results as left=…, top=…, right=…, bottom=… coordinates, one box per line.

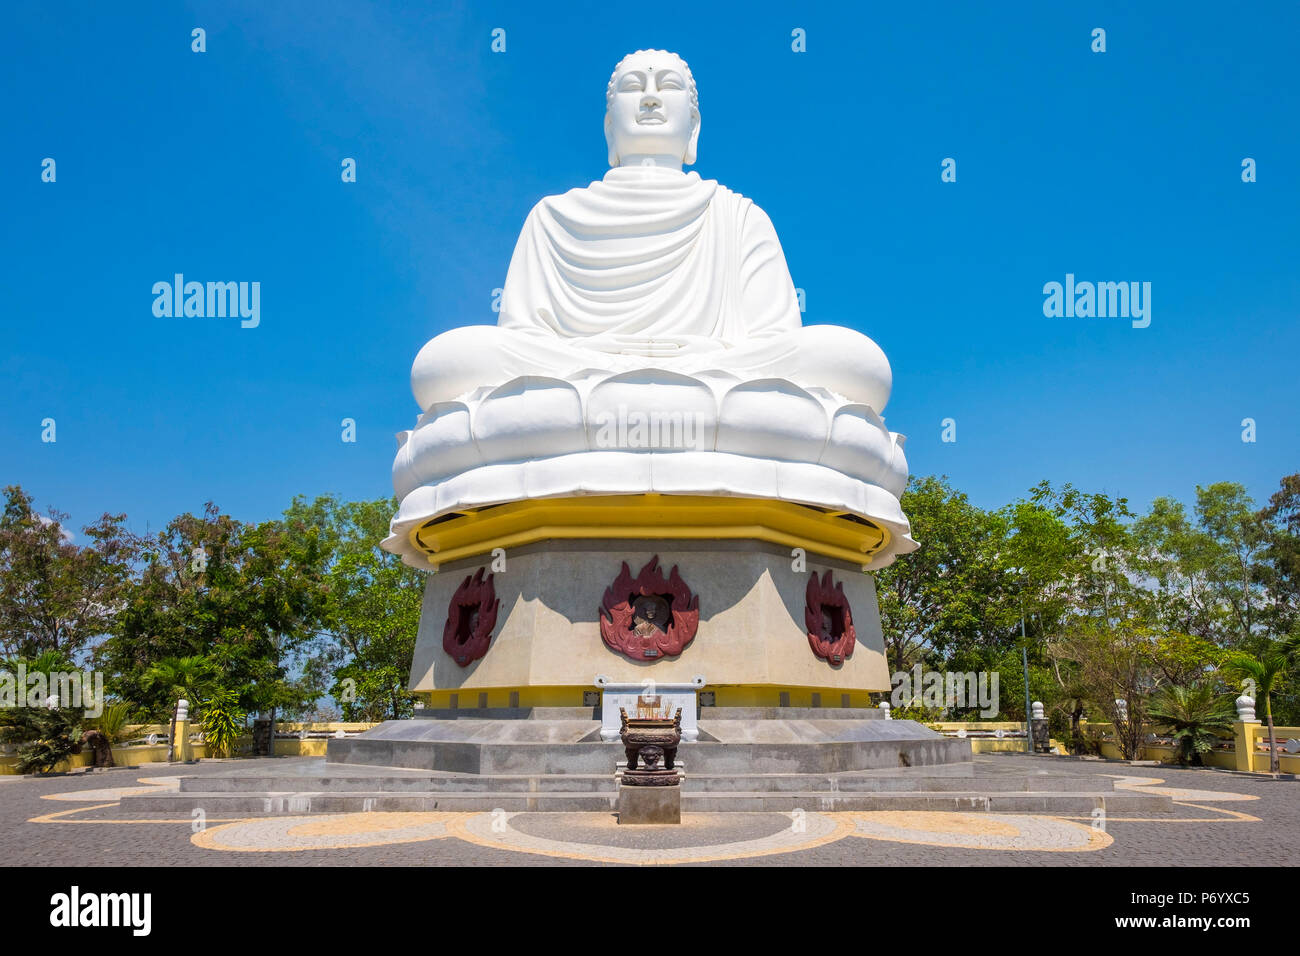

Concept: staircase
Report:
left=119, top=757, right=1174, bottom=814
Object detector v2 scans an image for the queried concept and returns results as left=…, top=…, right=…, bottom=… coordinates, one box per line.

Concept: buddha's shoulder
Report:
left=688, top=177, right=773, bottom=223
left=522, top=171, right=768, bottom=221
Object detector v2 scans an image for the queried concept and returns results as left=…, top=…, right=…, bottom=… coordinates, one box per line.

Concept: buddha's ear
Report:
left=604, top=112, right=619, bottom=167
left=684, top=109, right=701, bottom=166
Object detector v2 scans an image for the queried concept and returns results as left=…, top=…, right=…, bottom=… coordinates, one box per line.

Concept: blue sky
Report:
left=4, top=0, right=1297, bottom=537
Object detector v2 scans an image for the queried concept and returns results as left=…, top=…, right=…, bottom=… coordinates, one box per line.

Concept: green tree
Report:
left=1257, top=474, right=1300, bottom=631
left=102, top=503, right=330, bottom=731
left=1004, top=483, right=1137, bottom=746
left=1147, top=683, right=1236, bottom=765
left=87, top=700, right=135, bottom=746
left=1148, top=631, right=1224, bottom=686
left=1255, top=474, right=1300, bottom=723
left=876, top=476, right=1016, bottom=675
left=1132, top=484, right=1267, bottom=648
left=201, top=688, right=246, bottom=758
left=0, top=705, right=84, bottom=774
left=143, top=655, right=214, bottom=761
left=285, top=495, right=423, bottom=721
left=0, top=485, right=137, bottom=660
left=1049, top=620, right=1160, bottom=760
left=0, top=650, right=84, bottom=772
left=1226, top=647, right=1289, bottom=774
left=1017, top=481, right=1137, bottom=628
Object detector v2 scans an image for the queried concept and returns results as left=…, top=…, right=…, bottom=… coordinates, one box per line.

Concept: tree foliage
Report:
left=1147, top=683, right=1236, bottom=766
left=0, top=486, right=136, bottom=660
left=877, top=472, right=1300, bottom=745
left=285, top=495, right=423, bottom=721
left=99, top=503, right=330, bottom=720
left=0, top=701, right=84, bottom=774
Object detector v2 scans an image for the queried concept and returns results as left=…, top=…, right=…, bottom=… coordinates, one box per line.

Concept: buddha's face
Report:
left=605, top=52, right=699, bottom=168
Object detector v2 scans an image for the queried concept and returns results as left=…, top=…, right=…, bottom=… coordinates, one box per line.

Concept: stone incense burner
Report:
left=619, top=706, right=682, bottom=786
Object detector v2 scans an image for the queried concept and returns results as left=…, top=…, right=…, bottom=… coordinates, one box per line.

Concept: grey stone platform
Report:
left=117, top=708, right=1174, bottom=815
left=119, top=755, right=1173, bottom=814
left=324, top=707, right=969, bottom=775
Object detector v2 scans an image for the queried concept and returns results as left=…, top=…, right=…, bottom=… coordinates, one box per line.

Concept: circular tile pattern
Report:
left=510, top=811, right=793, bottom=848
left=192, top=812, right=456, bottom=852
left=1126, top=786, right=1258, bottom=802
left=44, top=778, right=181, bottom=802
left=1109, top=774, right=1259, bottom=802
left=850, top=811, right=1112, bottom=851
left=449, top=810, right=853, bottom=864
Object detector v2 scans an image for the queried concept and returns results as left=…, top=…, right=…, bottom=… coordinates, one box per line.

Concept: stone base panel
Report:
left=410, top=539, right=892, bottom=698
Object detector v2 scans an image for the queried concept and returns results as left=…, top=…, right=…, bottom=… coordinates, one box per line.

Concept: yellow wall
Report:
left=0, top=721, right=380, bottom=775
left=934, top=719, right=1300, bottom=771
left=1089, top=722, right=1300, bottom=773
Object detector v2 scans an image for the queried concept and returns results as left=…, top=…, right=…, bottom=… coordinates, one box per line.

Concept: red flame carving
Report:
left=599, top=555, right=699, bottom=661
left=442, top=566, right=499, bottom=667
left=805, top=569, right=856, bottom=665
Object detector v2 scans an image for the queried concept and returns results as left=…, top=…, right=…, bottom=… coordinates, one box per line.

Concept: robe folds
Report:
left=409, top=165, right=892, bottom=412
left=498, top=165, right=802, bottom=349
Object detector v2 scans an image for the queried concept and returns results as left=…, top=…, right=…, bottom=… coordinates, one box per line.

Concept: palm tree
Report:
left=1226, top=648, right=1289, bottom=774
left=1147, top=683, right=1236, bottom=765
left=1282, top=631, right=1300, bottom=665
left=88, top=700, right=135, bottom=745
left=143, top=656, right=213, bottom=761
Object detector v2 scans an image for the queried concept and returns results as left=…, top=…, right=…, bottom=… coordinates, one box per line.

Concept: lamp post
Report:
left=1007, top=565, right=1034, bottom=754
left=1021, top=613, right=1033, bottom=754
left=998, top=561, right=1036, bottom=754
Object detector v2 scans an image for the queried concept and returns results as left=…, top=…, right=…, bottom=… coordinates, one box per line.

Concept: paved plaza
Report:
left=1, top=754, right=1293, bottom=866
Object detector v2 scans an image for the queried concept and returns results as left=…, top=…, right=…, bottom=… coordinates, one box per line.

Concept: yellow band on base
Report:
left=410, top=494, right=889, bottom=569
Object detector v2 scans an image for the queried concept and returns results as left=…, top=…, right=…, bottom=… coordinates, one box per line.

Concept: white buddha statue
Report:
left=410, top=49, right=892, bottom=414
left=387, top=49, right=916, bottom=574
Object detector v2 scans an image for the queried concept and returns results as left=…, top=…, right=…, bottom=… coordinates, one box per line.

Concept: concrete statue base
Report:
left=617, top=783, right=682, bottom=824
left=410, top=538, right=893, bottom=710
left=325, top=706, right=971, bottom=775
left=129, top=712, right=1175, bottom=815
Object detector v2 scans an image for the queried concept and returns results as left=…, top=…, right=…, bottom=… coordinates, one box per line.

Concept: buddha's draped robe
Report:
left=499, top=165, right=800, bottom=355
left=411, top=165, right=891, bottom=411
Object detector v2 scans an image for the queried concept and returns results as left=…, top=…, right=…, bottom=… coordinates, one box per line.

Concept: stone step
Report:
left=989, top=791, right=1172, bottom=812
left=177, top=770, right=1112, bottom=795
left=682, top=791, right=1172, bottom=812
left=121, top=788, right=1171, bottom=814
left=178, top=774, right=616, bottom=794
left=682, top=774, right=1115, bottom=794
left=328, top=725, right=972, bottom=775
left=123, top=791, right=618, bottom=813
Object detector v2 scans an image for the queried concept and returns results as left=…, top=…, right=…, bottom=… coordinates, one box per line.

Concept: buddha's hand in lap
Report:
left=584, top=334, right=728, bottom=357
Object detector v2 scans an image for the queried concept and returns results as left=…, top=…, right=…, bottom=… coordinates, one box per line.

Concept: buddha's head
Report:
left=604, top=49, right=700, bottom=169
